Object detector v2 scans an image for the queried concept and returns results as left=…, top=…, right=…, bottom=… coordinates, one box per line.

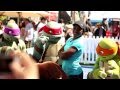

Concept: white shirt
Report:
left=25, top=23, right=34, bottom=41
left=0, top=25, right=5, bottom=35
left=33, top=30, right=38, bottom=42
left=37, top=22, right=46, bottom=32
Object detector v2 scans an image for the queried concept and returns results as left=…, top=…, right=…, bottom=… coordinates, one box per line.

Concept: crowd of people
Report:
left=0, top=16, right=120, bottom=79
left=63, top=18, right=120, bottom=38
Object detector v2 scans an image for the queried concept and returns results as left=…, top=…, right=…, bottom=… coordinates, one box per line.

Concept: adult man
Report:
left=36, top=17, right=47, bottom=32
left=94, top=23, right=106, bottom=37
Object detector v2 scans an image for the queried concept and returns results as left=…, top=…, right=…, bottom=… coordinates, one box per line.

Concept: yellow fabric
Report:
left=43, top=42, right=63, bottom=63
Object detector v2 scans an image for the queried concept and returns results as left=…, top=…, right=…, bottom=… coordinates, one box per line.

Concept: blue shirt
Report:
left=62, top=37, right=84, bottom=76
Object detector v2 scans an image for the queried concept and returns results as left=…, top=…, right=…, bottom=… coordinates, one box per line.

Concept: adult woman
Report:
left=58, top=21, right=85, bottom=79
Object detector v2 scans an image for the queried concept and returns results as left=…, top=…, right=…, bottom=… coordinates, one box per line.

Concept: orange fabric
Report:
left=96, top=44, right=117, bottom=56
left=116, top=42, right=120, bottom=56
left=38, top=61, right=68, bottom=79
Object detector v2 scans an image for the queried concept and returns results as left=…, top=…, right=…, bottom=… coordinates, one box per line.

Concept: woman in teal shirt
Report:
left=58, top=21, right=85, bottom=79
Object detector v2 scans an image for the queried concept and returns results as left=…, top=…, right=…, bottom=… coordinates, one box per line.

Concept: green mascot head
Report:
left=87, top=38, right=120, bottom=79
left=39, top=21, right=63, bottom=43
left=96, top=38, right=118, bottom=60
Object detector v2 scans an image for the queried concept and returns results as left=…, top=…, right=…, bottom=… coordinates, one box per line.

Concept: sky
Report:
left=89, top=11, right=120, bottom=20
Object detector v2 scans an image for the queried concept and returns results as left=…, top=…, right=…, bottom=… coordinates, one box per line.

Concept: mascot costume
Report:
left=0, top=19, right=26, bottom=55
left=37, top=61, right=68, bottom=79
left=33, top=21, right=65, bottom=63
left=87, top=38, right=120, bottom=79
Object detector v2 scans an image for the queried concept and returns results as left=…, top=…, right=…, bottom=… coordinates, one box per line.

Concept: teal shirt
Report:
left=62, top=37, right=84, bottom=76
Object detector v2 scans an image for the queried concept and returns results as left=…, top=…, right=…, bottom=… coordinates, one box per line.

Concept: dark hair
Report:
left=58, top=19, right=64, bottom=23
left=25, top=18, right=30, bottom=22
left=40, top=17, right=46, bottom=21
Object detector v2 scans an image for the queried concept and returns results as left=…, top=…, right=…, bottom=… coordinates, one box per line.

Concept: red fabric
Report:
left=111, top=25, right=120, bottom=37
left=38, top=25, right=62, bottom=35
left=116, top=42, right=120, bottom=56
left=38, top=26, right=45, bottom=33
left=106, top=30, right=112, bottom=37
left=37, top=61, right=68, bottom=79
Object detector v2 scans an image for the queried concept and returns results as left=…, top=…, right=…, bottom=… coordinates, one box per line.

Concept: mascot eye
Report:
left=49, top=30, right=52, bottom=34
left=100, top=51, right=104, bottom=54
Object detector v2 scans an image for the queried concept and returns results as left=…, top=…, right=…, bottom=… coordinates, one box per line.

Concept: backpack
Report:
left=35, top=21, right=40, bottom=30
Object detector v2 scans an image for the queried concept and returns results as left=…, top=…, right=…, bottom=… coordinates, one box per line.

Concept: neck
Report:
left=73, top=36, right=81, bottom=40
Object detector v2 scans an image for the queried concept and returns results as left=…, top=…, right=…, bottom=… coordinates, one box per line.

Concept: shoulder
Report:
left=35, top=36, right=49, bottom=45
left=74, top=38, right=84, bottom=47
left=18, top=39, right=26, bottom=46
left=70, top=38, right=84, bottom=50
left=18, top=39, right=25, bottom=43
left=38, top=23, right=45, bottom=27
left=74, top=37, right=83, bottom=43
left=66, top=37, right=73, bottom=42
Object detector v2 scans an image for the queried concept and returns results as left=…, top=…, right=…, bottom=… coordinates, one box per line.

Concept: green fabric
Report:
left=0, top=36, right=26, bottom=55
left=91, top=60, right=120, bottom=79
left=99, top=38, right=117, bottom=49
left=88, top=38, right=120, bottom=79
left=33, top=35, right=62, bottom=62
left=33, top=36, right=50, bottom=61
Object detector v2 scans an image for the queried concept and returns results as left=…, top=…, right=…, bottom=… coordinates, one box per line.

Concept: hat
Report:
left=3, top=19, right=20, bottom=40
left=39, top=21, right=63, bottom=37
left=96, top=23, right=102, bottom=26
left=73, top=21, right=86, bottom=30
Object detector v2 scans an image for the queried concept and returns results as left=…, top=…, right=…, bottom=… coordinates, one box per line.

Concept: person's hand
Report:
left=58, top=50, right=63, bottom=59
left=10, top=51, right=39, bottom=79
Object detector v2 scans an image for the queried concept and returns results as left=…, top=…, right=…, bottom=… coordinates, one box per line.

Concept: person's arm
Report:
left=18, top=39, right=26, bottom=52
left=24, top=29, right=28, bottom=40
left=33, top=44, right=44, bottom=62
left=10, top=51, right=39, bottom=79
left=58, top=38, right=83, bottom=60
left=33, top=36, right=48, bottom=62
left=58, top=46, right=77, bottom=60
left=93, top=29, right=97, bottom=36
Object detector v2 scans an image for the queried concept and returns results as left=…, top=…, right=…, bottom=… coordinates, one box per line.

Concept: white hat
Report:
left=39, top=21, right=63, bottom=37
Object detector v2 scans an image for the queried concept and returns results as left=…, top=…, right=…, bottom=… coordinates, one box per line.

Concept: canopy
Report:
left=0, top=11, right=41, bottom=18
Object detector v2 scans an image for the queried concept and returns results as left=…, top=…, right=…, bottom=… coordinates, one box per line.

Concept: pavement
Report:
left=81, top=65, right=93, bottom=79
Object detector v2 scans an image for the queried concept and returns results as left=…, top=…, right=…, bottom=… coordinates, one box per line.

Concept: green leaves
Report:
left=0, top=15, right=7, bottom=21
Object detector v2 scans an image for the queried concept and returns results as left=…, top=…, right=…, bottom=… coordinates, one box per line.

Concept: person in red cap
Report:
left=32, top=21, right=65, bottom=64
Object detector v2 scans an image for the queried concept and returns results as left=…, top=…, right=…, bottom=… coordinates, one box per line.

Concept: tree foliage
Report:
left=0, top=15, right=7, bottom=21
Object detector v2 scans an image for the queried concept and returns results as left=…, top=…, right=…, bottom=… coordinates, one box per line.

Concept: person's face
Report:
left=41, top=20, right=46, bottom=24
left=73, top=24, right=83, bottom=38
left=97, top=25, right=101, bottom=28
left=24, top=20, right=28, bottom=25
left=19, top=23, right=22, bottom=27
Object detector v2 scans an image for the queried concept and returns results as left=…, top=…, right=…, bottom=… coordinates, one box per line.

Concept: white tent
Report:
left=102, top=11, right=120, bottom=18
left=89, top=11, right=105, bottom=20
left=89, top=11, right=120, bottom=20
